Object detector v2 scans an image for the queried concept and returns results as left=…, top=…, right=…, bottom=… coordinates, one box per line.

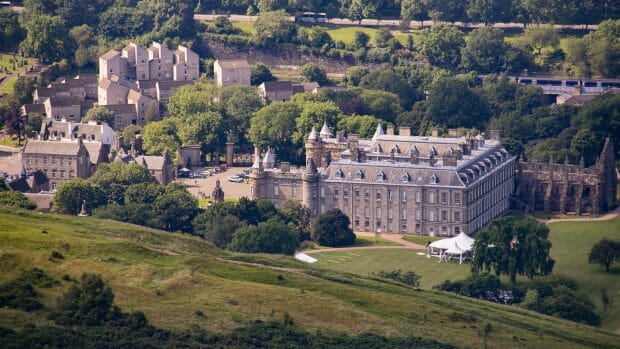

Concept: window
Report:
left=355, top=189, right=360, bottom=198
left=292, top=186, right=297, bottom=197
left=401, top=173, right=410, bottom=182
left=343, top=205, right=348, bottom=215
left=428, top=210, right=435, bottom=222
left=43, top=157, right=48, bottom=165
left=401, top=191, right=407, bottom=201
left=51, top=170, right=57, bottom=178
left=376, top=171, right=386, bottom=181
left=429, top=174, right=439, bottom=184
left=364, top=188, right=369, bottom=199
left=355, top=170, right=364, bottom=180
left=69, top=171, right=74, bottom=178
left=415, top=209, right=421, bottom=221
left=51, top=157, right=56, bottom=165
left=428, top=191, right=435, bottom=204
left=387, top=222, right=393, bottom=231
left=344, top=189, right=349, bottom=198
left=376, top=191, right=381, bottom=200
left=335, top=169, right=344, bottom=179
left=320, top=204, right=325, bottom=213
left=320, top=187, right=325, bottom=198
left=364, top=206, right=369, bottom=218
left=401, top=208, right=407, bottom=220
left=454, top=226, right=461, bottom=234
left=454, top=211, right=461, bottom=222
left=387, top=208, right=393, bottom=219
left=441, top=192, right=448, bottom=205
left=60, top=170, right=64, bottom=178
left=334, top=189, right=339, bottom=198
left=27, top=157, right=31, bottom=164
left=354, top=206, right=360, bottom=217
left=387, top=189, right=393, bottom=201
left=441, top=226, right=448, bottom=235
left=376, top=207, right=382, bottom=218
left=454, top=193, right=461, bottom=205
left=415, top=191, right=421, bottom=203
left=441, top=210, right=448, bottom=222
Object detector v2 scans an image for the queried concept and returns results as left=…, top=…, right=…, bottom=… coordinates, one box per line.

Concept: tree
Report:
left=0, top=191, right=37, bottom=210
left=249, top=102, right=301, bottom=162
left=467, top=0, right=512, bottom=24
left=401, top=0, right=426, bottom=29
left=293, top=101, right=343, bottom=145
left=254, top=10, right=294, bottom=44
left=150, top=184, right=199, bottom=233
left=359, top=67, right=419, bottom=109
left=89, top=162, right=152, bottom=204
left=69, top=24, right=94, bottom=47
left=228, top=218, right=300, bottom=255
left=177, top=111, right=225, bottom=156
left=12, top=77, right=36, bottom=105
left=83, top=107, right=114, bottom=126
left=278, top=199, right=311, bottom=239
left=311, top=209, right=355, bottom=247
left=338, top=115, right=385, bottom=138
left=193, top=213, right=245, bottom=247
left=0, top=9, right=24, bottom=48
left=522, top=26, right=559, bottom=55
left=461, top=27, right=514, bottom=73
left=472, top=215, right=555, bottom=284
left=251, top=62, right=275, bottom=85
left=426, top=77, right=490, bottom=129
left=167, top=82, right=220, bottom=116
left=570, top=128, right=600, bottom=166
left=343, top=66, right=369, bottom=86
left=423, top=0, right=466, bottom=23
left=124, top=183, right=164, bottom=205
left=359, top=90, right=402, bottom=123
left=341, top=0, right=377, bottom=25
left=221, top=85, right=264, bottom=142
left=588, top=239, right=620, bottom=272
left=417, top=24, right=465, bottom=69
left=53, top=179, right=107, bottom=215
left=299, top=63, right=328, bottom=86
left=141, top=118, right=181, bottom=158
left=20, top=14, right=70, bottom=63
left=352, top=30, right=370, bottom=49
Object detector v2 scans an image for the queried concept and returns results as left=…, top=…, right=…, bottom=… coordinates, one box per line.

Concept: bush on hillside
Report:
left=228, top=218, right=299, bottom=255
left=0, top=191, right=37, bottom=210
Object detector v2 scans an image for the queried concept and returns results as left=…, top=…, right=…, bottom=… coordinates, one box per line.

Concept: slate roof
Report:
left=23, top=104, right=45, bottom=115
left=47, top=96, right=82, bottom=108
left=135, top=155, right=167, bottom=170
left=217, top=59, right=251, bottom=69
left=23, top=140, right=83, bottom=155
left=261, top=81, right=294, bottom=92
left=100, top=50, right=120, bottom=61
left=8, top=171, right=48, bottom=193
left=105, top=104, right=136, bottom=115
left=83, top=142, right=106, bottom=165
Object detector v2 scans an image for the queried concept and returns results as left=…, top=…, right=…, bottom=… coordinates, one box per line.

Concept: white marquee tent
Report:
left=428, top=233, right=475, bottom=264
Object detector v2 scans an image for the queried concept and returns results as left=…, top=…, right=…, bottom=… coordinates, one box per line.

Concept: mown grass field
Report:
left=0, top=207, right=619, bottom=348
left=313, top=216, right=620, bottom=333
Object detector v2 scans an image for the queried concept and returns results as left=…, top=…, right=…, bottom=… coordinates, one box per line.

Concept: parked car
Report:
left=237, top=172, right=247, bottom=179
left=227, top=175, right=244, bottom=183
left=192, top=173, right=206, bottom=179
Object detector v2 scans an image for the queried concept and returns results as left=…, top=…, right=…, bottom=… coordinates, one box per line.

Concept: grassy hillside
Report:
left=1, top=208, right=619, bottom=348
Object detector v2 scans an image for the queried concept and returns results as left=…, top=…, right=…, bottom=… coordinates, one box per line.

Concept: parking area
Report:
left=176, top=167, right=252, bottom=201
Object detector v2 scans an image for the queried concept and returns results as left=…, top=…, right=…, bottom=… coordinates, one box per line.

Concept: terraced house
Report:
left=250, top=124, right=516, bottom=236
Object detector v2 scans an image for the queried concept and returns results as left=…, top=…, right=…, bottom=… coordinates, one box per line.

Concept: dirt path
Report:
left=535, top=206, right=620, bottom=224
left=304, top=232, right=426, bottom=255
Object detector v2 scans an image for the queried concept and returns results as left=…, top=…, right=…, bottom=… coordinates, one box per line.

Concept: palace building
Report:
left=250, top=123, right=516, bottom=236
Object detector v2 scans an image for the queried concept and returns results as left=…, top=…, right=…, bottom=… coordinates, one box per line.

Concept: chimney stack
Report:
left=431, top=128, right=439, bottom=137
left=386, top=126, right=395, bottom=135
left=398, top=127, right=411, bottom=137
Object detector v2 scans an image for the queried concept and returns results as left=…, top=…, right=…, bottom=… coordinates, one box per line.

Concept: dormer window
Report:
left=429, top=174, right=439, bottom=184
left=335, top=169, right=344, bottom=179
left=401, top=173, right=411, bottom=183
left=409, top=146, right=419, bottom=155
left=376, top=171, right=386, bottom=181
left=355, top=170, right=364, bottom=180
left=372, top=143, right=382, bottom=153
left=392, top=145, right=400, bottom=154
left=428, top=147, right=437, bottom=156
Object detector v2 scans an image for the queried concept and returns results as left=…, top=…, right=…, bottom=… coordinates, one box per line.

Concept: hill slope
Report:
left=1, top=208, right=619, bottom=348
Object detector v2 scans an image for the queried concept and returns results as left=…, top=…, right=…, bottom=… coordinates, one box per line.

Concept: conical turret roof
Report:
left=319, top=120, right=331, bottom=138
left=308, top=127, right=319, bottom=141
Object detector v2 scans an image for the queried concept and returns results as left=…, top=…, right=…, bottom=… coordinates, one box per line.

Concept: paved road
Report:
left=8, top=6, right=598, bottom=30
left=195, top=13, right=598, bottom=31
left=176, top=166, right=251, bottom=202
left=535, top=206, right=620, bottom=224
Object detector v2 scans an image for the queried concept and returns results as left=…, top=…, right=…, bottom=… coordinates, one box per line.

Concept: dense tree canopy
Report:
left=228, top=217, right=299, bottom=254
left=588, top=238, right=620, bottom=272
left=311, top=209, right=356, bottom=247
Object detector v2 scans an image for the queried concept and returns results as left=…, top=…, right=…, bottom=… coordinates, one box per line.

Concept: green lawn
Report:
left=402, top=235, right=442, bottom=245
left=325, top=26, right=416, bottom=46
left=547, top=216, right=620, bottom=333
left=232, top=21, right=256, bottom=35
left=1, top=208, right=619, bottom=347
left=314, top=216, right=620, bottom=332
left=312, top=249, right=469, bottom=289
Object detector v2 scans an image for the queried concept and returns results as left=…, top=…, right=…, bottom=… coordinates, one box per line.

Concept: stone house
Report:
left=214, top=59, right=251, bottom=87
left=173, top=45, right=200, bottom=81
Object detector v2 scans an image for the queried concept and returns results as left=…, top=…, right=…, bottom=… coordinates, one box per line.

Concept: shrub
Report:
left=375, top=269, right=421, bottom=288
left=0, top=191, right=37, bottom=210
left=0, top=279, right=43, bottom=311
left=228, top=218, right=299, bottom=255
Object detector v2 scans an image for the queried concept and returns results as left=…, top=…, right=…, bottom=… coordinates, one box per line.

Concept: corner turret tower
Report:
left=302, top=157, right=319, bottom=216
left=305, top=126, right=322, bottom=168
left=249, top=147, right=263, bottom=200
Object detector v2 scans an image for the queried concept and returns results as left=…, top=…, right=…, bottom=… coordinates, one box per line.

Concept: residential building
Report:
left=258, top=81, right=318, bottom=102
left=214, top=59, right=251, bottom=87
left=22, top=138, right=92, bottom=191
left=40, top=120, right=117, bottom=146
left=173, top=45, right=200, bottom=81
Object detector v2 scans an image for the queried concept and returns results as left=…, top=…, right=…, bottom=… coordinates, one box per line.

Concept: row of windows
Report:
left=29, top=168, right=75, bottom=179
left=27, top=156, right=73, bottom=166
left=351, top=217, right=462, bottom=235
left=350, top=206, right=461, bottom=222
